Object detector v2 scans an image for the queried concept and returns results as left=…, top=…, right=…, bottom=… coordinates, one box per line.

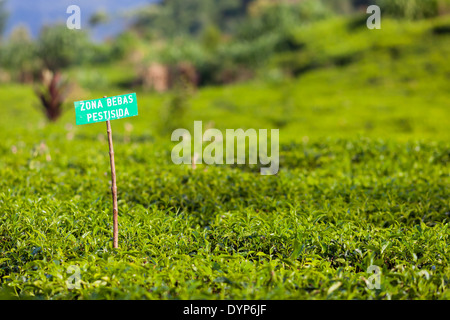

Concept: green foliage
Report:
left=149, top=1, right=332, bottom=85
left=0, top=26, right=38, bottom=78
left=159, top=39, right=207, bottom=66
left=158, top=84, right=193, bottom=135
left=236, top=0, right=331, bottom=43
left=132, top=0, right=205, bottom=38
left=201, top=25, right=222, bottom=52
left=1, top=24, right=134, bottom=78
left=377, top=0, right=450, bottom=19
left=0, top=79, right=448, bottom=298
left=37, top=25, right=93, bottom=71
left=131, top=0, right=253, bottom=38
left=109, top=31, right=140, bottom=61
left=89, top=11, right=109, bottom=28
left=0, top=12, right=449, bottom=301
left=143, top=0, right=334, bottom=85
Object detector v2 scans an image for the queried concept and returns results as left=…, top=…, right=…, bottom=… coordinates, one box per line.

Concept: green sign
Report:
left=74, top=93, right=138, bottom=125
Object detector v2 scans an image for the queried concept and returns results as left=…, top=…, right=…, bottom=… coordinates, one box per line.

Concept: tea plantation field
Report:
left=0, top=17, right=449, bottom=300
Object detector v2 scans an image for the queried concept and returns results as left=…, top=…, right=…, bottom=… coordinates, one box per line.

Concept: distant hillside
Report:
left=4, top=0, right=158, bottom=41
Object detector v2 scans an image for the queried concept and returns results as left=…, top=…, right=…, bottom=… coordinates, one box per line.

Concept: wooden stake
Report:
left=105, top=96, right=119, bottom=249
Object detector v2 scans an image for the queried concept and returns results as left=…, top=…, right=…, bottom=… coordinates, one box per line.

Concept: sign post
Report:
left=105, top=106, right=118, bottom=249
left=74, top=93, right=139, bottom=248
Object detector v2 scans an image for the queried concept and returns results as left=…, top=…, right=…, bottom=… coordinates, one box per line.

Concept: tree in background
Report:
left=326, top=0, right=373, bottom=14
left=37, top=25, right=93, bottom=72
left=226, top=0, right=331, bottom=67
left=34, top=25, right=89, bottom=121
left=377, top=0, right=450, bottom=19
left=0, top=25, right=37, bottom=82
left=131, top=0, right=254, bottom=39
left=89, top=10, right=109, bottom=28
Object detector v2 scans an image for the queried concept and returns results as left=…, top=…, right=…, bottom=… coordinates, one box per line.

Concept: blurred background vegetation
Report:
left=0, top=0, right=449, bottom=138
left=0, top=0, right=448, bottom=85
